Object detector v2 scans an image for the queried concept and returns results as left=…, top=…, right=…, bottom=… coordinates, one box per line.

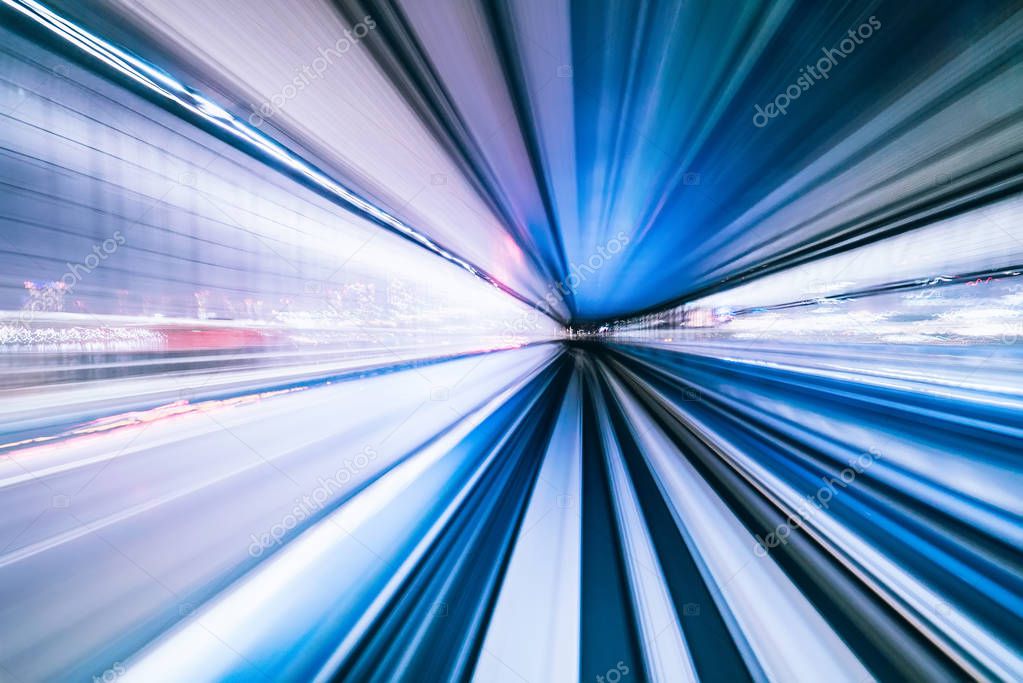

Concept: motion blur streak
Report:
left=0, top=0, right=1021, bottom=682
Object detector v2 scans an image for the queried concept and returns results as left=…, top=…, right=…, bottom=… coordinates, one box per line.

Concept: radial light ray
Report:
left=0, top=1, right=1021, bottom=682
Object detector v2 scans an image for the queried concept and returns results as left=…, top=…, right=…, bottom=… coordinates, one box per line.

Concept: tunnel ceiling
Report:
left=45, top=0, right=1023, bottom=324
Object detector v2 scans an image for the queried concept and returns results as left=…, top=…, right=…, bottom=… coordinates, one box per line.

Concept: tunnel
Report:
left=0, top=0, right=1022, bottom=681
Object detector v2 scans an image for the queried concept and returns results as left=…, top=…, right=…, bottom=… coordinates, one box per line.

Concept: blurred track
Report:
left=3, top=342, right=1019, bottom=681
left=0, top=344, right=562, bottom=680
left=596, top=343, right=1022, bottom=681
